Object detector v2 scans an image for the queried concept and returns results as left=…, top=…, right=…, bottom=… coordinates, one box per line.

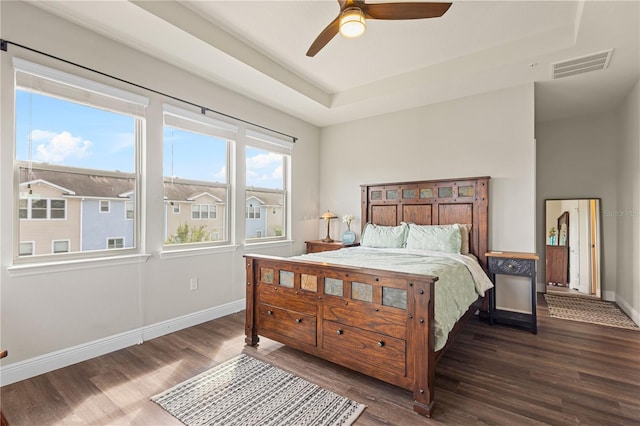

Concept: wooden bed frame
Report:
left=244, top=176, right=490, bottom=417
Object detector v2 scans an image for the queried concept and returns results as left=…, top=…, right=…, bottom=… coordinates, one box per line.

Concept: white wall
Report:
left=320, top=84, right=537, bottom=312
left=536, top=111, right=619, bottom=298
left=0, top=1, right=320, bottom=381
left=615, top=79, right=640, bottom=323
left=537, top=78, right=640, bottom=324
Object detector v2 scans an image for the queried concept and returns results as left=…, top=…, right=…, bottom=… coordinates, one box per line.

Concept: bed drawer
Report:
left=323, top=303, right=406, bottom=340
left=258, top=304, right=317, bottom=346
left=322, top=320, right=405, bottom=377
left=258, top=285, right=317, bottom=316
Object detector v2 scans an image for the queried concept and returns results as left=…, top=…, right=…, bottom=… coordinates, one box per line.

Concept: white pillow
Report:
left=405, top=224, right=462, bottom=253
left=360, top=222, right=408, bottom=248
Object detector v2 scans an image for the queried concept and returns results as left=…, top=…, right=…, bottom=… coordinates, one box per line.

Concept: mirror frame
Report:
left=544, top=198, right=602, bottom=298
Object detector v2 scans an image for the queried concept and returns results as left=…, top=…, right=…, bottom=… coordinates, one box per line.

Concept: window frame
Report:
left=125, top=201, right=134, bottom=220
left=107, top=237, right=125, bottom=249
left=99, top=200, right=110, bottom=213
left=18, top=197, right=68, bottom=220
left=12, top=58, right=148, bottom=265
left=52, top=239, right=70, bottom=254
left=19, top=241, right=35, bottom=256
left=244, top=130, right=292, bottom=245
left=161, top=104, right=237, bottom=252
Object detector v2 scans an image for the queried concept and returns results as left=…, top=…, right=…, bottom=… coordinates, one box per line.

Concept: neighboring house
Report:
left=19, top=168, right=136, bottom=255
left=18, top=173, right=81, bottom=256
left=163, top=178, right=227, bottom=244
left=246, top=190, right=283, bottom=239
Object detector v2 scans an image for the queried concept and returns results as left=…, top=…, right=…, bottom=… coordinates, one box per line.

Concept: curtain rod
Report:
left=0, top=39, right=298, bottom=143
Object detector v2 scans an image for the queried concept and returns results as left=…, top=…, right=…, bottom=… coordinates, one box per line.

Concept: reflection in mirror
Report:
left=545, top=199, right=601, bottom=298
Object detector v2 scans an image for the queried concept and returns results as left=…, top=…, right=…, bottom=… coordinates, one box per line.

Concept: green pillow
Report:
left=405, top=224, right=462, bottom=253
left=360, top=223, right=408, bottom=248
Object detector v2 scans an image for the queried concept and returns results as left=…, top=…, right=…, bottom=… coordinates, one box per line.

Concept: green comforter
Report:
left=296, top=247, right=493, bottom=351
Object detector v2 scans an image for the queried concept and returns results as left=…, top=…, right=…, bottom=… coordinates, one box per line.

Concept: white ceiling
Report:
left=28, top=0, right=640, bottom=127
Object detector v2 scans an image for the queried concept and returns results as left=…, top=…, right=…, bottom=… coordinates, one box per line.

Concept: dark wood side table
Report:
left=486, top=251, right=539, bottom=334
left=305, top=240, right=359, bottom=254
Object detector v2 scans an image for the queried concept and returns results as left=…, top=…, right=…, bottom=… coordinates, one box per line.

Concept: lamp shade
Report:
left=321, top=210, right=338, bottom=221
left=339, top=7, right=366, bottom=38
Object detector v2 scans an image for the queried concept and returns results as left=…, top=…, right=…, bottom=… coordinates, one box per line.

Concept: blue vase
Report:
left=342, top=229, right=356, bottom=244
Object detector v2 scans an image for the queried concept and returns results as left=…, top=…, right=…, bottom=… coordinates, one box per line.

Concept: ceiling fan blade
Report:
left=306, top=16, right=341, bottom=57
left=363, top=2, right=452, bottom=20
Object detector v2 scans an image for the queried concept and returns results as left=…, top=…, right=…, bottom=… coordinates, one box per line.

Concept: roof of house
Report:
left=19, top=168, right=280, bottom=205
left=20, top=168, right=134, bottom=198
left=163, top=178, right=226, bottom=203
left=246, top=190, right=283, bottom=207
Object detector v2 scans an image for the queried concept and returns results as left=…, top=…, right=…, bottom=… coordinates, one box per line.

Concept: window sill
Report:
left=159, top=244, right=240, bottom=259
left=243, top=240, right=294, bottom=250
left=7, top=253, right=152, bottom=277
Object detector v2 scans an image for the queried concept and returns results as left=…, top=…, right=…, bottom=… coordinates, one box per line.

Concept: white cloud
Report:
left=246, top=152, right=282, bottom=183
left=246, top=152, right=281, bottom=170
left=271, top=165, right=283, bottom=179
left=212, top=165, right=226, bottom=181
left=32, top=130, right=92, bottom=163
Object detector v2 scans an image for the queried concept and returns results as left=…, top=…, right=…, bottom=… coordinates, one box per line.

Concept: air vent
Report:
left=552, top=49, right=614, bottom=79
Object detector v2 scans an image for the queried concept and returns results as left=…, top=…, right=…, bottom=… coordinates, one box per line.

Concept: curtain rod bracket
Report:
left=200, top=107, right=206, bottom=115
left=0, top=40, right=8, bottom=52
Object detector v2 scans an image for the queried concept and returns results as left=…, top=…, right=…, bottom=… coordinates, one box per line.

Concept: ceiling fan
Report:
left=306, top=0, right=453, bottom=57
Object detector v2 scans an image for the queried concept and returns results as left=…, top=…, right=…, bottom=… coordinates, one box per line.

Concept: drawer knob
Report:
left=267, top=310, right=273, bottom=316
left=378, top=340, right=385, bottom=347
left=508, top=264, right=514, bottom=269
left=336, top=329, right=343, bottom=335
left=295, top=318, right=302, bottom=323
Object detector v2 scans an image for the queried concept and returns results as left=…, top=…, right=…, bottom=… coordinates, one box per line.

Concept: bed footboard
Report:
left=244, top=254, right=438, bottom=417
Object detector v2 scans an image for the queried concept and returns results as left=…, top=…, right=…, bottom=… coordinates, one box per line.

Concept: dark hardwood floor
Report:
left=1, top=295, right=639, bottom=425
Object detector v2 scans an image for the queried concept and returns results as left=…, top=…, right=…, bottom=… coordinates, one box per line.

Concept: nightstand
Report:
left=305, top=240, right=359, bottom=254
left=486, top=251, right=539, bottom=334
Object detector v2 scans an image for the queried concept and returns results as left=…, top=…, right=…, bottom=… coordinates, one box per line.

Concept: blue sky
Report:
left=16, top=90, right=283, bottom=189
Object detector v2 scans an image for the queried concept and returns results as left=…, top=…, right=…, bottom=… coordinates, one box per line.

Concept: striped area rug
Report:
left=152, top=354, right=366, bottom=426
left=544, top=294, right=639, bottom=330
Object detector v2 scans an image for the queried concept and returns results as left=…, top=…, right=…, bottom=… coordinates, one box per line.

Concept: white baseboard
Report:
left=615, top=295, right=640, bottom=326
left=0, top=299, right=246, bottom=386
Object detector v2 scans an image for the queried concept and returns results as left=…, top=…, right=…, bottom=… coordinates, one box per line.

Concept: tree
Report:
left=166, top=223, right=211, bottom=244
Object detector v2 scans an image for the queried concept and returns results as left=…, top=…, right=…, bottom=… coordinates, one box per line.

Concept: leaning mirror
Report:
left=545, top=199, right=601, bottom=298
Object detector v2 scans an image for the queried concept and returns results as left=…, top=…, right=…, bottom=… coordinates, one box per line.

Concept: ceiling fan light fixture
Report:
left=339, top=7, right=366, bottom=38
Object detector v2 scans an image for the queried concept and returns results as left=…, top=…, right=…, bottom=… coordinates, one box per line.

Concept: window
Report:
left=100, top=200, right=110, bottom=213
left=19, top=198, right=67, bottom=220
left=125, top=202, right=134, bottom=220
left=107, top=238, right=124, bottom=249
left=190, top=204, right=216, bottom=219
left=162, top=104, right=236, bottom=249
left=245, top=130, right=291, bottom=242
left=52, top=240, right=70, bottom=254
left=14, top=58, right=148, bottom=261
left=246, top=204, right=260, bottom=219
left=19, top=242, right=34, bottom=256
left=191, top=205, right=201, bottom=219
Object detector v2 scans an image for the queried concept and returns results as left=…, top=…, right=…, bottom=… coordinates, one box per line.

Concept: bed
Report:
left=244, top=176, right=491, bottom=417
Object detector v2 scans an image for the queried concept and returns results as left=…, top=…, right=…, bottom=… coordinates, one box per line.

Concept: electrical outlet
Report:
left=189, top=277, right=199, bottom=291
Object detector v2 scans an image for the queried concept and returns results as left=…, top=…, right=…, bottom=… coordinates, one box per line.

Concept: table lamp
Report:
left=320, top=210, right=338, bottom=242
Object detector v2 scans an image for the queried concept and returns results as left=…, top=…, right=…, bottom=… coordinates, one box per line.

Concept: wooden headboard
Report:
left=360, top=176, right=490, bottom=270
